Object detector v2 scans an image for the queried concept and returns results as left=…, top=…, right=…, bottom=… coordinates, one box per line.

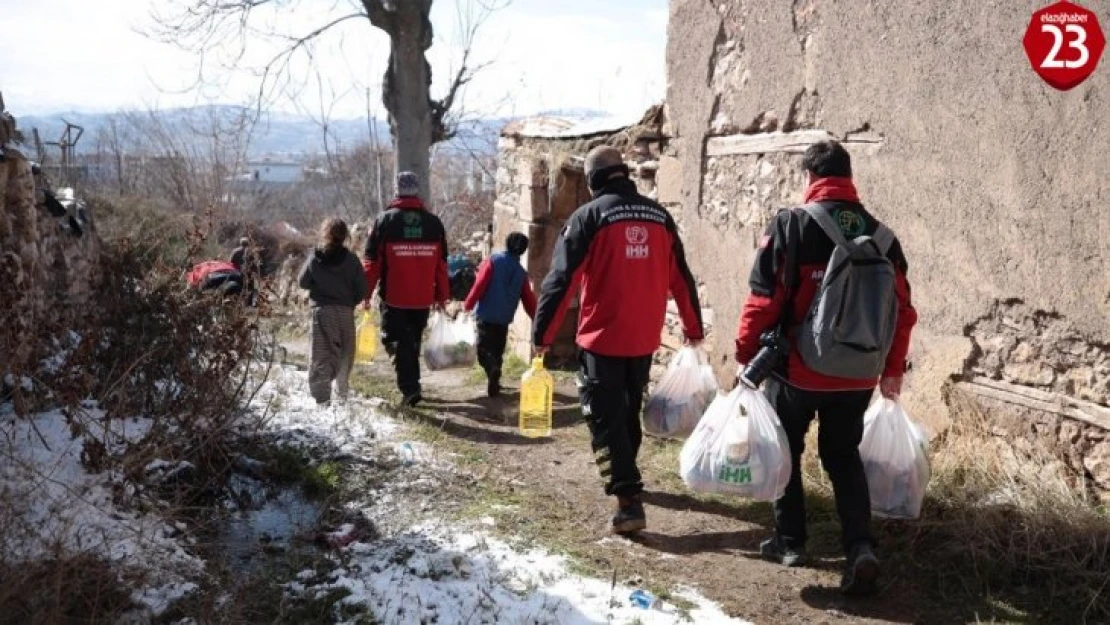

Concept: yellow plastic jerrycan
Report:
left=355, top=310, right=378, bottom=364
left=519, top=356, right=554, bottom=438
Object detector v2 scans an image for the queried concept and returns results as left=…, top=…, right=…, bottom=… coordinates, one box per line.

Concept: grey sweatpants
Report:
left=309, top=305, right=356, bottom=403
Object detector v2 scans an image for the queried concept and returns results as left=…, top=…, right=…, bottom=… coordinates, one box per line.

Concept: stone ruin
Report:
left=0, top=94, right=101, bottom=384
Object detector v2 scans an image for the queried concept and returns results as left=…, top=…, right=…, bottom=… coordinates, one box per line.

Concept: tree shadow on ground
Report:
left=422, top=390, right=582, bottom=430
left=640, top=490, right=773, bottom=525
left=397, top=405, right=552, bottom=447
left=631, top=528, right=766, bottom=555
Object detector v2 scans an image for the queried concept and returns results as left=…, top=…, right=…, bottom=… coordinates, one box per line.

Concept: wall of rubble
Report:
left=665, top=0, right=1109, bottom=489
left=0, top=100, right=101, bottom=381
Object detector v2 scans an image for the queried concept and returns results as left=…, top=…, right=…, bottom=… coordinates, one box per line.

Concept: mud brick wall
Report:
left=665, top=0, right=1109, bottom=491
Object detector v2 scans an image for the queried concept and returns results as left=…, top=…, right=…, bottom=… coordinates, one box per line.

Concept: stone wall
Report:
left=1, top=98, right=101, bottom=382
left=665, top=1, right=1109, bottom=486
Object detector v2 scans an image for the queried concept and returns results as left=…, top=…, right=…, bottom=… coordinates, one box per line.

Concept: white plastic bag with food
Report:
left=679, top=385, right=792, bottom=501
left=859, top=398, right=930, bottom=519
left=423, top=312, right=477, bottom=370
left=643, top=347, right=719, bottom=439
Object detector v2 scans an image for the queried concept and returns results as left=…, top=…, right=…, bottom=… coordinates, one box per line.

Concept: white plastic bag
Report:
left=859, top=398, right=930, bottom=519
left=679, top=385, right=792, bottom=501
left=423, top=312, right=477, bottom=370
left=643, top=347, right=719, bottom=439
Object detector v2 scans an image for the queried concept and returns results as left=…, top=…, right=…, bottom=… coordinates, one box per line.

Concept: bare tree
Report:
left=149, top=0, right=506, bottom=201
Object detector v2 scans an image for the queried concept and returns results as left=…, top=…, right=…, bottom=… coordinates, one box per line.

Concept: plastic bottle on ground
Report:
left=629, top=589, right=659, bottom=610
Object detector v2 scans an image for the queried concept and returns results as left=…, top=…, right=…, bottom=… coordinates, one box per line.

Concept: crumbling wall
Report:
left=665, top=0, right=1109, bottom=489
left=0, top=99, right=101, bottom=381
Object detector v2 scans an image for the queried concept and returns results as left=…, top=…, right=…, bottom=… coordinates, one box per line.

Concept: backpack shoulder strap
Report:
left=802, top=202, right=852, bottom=249
left=870, top=223, right=895, bottom=255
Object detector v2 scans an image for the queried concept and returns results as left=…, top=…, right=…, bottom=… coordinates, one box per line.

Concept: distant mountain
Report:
left=16, top=106, right=531, bottom=160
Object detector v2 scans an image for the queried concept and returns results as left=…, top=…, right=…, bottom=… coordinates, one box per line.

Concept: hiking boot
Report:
left=840, top=543, right=880, bottom=596
left=401, top=392, right=422, bottom=408
left=611, top=495, right=647, bottom=534
left=759, top=537, right=808, bottom=567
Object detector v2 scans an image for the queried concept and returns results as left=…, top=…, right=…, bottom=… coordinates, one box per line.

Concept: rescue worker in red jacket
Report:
left=362, top=172, right=450, bottom=406
left=533, top=146, right=705, bottom=535
left=735, top=140, right=918, bottom=596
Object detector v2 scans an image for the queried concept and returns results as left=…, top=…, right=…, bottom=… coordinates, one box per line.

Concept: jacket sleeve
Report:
left=533, top=210, right=593, bottom=347
left=464, top=259, right=492, bottom=312
left=521, top=278, right=537, bottom=319
left=735, top=211, right=792, bottom=364
left=361, top=219, right=383, bottom=299
left=297, top=257, right=314, bottom=290
left=351, top=254, right=369, bottom=303
left=435, top=227, right=451, bottom=304
left=883, top=238, right=918, bottom=378
left=666, top=220, right=705, bottom=340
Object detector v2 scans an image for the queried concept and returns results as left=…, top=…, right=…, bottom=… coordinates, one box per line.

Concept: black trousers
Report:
left=765, top=379, right=875, bottom=556
left=578, top=350, right=653, bottom=498
left=379, top=305, right=430, bottom=396
left=476, top=322, right=510, bottom=385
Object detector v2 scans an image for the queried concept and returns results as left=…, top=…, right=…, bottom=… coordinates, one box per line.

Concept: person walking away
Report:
left=463, top=232, right=537, bottom=397
left=533, top=146, right=705, bottom=535
left=734, top=140, right=918, bottom=595
left=298, top=219, right=368, bottom=406
left=362, top=172, right=450, bottom=407
left=230, top=237, right=259, bottom=306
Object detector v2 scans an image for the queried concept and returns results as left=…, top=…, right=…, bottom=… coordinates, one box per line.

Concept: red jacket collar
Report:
left=803, top=176, right=860, bottom=203
left=389, top=196, right=425, bottom=210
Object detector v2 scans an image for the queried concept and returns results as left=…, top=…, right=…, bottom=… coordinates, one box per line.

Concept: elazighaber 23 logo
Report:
left=1023, top=1, right=1106, bottom=90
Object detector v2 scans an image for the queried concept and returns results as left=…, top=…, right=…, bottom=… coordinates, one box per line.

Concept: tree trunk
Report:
left=371, top=1, right=435, bottom=202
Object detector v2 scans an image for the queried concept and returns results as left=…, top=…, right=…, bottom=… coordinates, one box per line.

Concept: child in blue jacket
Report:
left=463, top=233, right=536, bottom=396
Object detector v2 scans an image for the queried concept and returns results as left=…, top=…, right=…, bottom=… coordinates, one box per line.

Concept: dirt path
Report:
left=326, top=352, right=977, bottom=625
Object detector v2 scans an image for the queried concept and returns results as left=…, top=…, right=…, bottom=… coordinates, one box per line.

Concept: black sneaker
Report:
left=840, top=543, right=880, bottom=596
left=611, top=496, right=647, bottom=534
left=401, top=392, right=422, bottom=408
left=759, top=537, right=808, bottom=567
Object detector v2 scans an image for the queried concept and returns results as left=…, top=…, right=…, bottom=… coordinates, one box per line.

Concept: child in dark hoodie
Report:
left=298, top=218, right=369, bottom=405
left=463, top=232, right=536, bottom=397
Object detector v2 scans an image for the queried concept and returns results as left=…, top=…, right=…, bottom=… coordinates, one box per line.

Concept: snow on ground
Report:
left=294, top=521, right=749, bottom=625
left=0, top=402, right=204, bottom=616
left=263, top=365, right=751, bottom=624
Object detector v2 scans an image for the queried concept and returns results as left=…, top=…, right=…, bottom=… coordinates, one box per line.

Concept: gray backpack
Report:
left=795, top=202, right=898, bottom=379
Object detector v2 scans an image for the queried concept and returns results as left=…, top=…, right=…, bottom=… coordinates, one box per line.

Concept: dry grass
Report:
left=799, top=394, right=1110, bottom=623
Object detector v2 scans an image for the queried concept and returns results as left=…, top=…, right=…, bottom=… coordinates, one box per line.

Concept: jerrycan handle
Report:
left=531, top=356, right=545, bottom=371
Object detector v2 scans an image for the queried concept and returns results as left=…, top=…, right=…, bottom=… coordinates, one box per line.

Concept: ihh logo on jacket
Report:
left=625, top=225, right=649, bottom=259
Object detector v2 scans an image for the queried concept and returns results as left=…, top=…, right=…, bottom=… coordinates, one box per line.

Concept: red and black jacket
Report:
left=735, top=177, right=918, bottom=391
left=362, top=197, right=450, bottom=309
left=533, top=178, right=705, bottom=357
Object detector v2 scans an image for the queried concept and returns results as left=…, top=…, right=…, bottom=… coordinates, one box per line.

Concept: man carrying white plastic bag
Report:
left=860, top=398, right=930, bottom=519
left=643, top=346, right=719, bottom=439
left=732, top=141, right=918, bottom=596
left=679, top=383, right=792, bottom=501
left=423, top=312, right=477, bottom=370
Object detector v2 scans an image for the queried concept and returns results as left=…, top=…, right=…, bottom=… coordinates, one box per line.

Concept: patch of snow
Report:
left=252, top=367, right=400, bottom=454
left=293, top=522, right=749, bottom=625
left=0, top=407, right=204, bottom=616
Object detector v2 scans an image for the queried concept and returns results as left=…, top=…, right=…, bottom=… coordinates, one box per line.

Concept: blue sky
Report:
left=0, top=0, right=669, bottom=119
